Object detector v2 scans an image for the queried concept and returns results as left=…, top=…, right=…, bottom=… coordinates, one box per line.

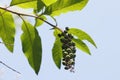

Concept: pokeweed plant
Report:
left=0, top=0, right=97, bottom=75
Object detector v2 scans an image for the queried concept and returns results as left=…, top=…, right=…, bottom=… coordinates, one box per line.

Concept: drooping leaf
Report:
left=37, top=0, right=46, bottom=12
left=21, top=21, right=42, bottom=74
left=69, top=28, right=97, bottom=48
left=72, top=38, right=91, bottom=55
left=52, top=29, right=62, bottom=69
left=41, top=0, right=57, bottom=6
left=44, top=0, right=88, bottom=16
left=34, top=15, right=46, bottom=27
left=10, top=0, right=37, bottom=8
left=0, top=9, right=15, bottom=52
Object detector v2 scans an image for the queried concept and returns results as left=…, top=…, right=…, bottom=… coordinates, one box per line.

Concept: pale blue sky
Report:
left=0, top=0, right=120, bottom=80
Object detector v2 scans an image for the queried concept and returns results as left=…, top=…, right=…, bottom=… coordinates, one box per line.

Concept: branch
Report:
left=0, top=61, right=21, bottom=74
left=0, top=6, right=63, bottom=32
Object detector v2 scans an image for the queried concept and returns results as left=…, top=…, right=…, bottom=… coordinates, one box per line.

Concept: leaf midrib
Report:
left=24, top=22, right=37, bottom=69
left=23, top=22, right=33, bottom=49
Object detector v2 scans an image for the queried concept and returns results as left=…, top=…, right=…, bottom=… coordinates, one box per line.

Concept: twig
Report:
left=0, top=61, right=21, bottom=74
left=0, top=6, right=63, bottom=32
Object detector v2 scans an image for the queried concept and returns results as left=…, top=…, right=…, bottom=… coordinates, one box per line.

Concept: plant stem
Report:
left=0, top=6, right=63, bottom=32
left=0, top=61, right=21, bottom=74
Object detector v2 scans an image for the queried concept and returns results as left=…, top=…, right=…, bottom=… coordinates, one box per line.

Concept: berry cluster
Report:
left=58, top=27, right=76, bottom=72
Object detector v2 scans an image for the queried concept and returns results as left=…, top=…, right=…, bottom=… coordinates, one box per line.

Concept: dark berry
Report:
left=62, top=45, right=67, bottom=49
left=64, top=35, right=68, bottom=39
left=68, top=34, right=73, bottom=39
left=63, top=52, right=68, bottom=58
left=73, top=54, right=76, bottom=58
left=69, top=53, right=74, bottom=57
left=60, top=38, right=67, bottom=43
left=68, top=38, right=72, bottom=42
left=71, top=42, right=75, bottom=46
left=67, top=49, right=71, bottom=53
left=66, top=55, right=70, bottom=59
left=61, top=32, right=66, bottom=36
left=62, top=58, right=65, bottom=61
left=65, top=27, right=69, bottom=31
left=58, top=34, right=61, bottom=37
left=72, top=49, right=76, bottom=53
left=68, top=34, right=72, bottom=37
left=64, top=66, right=69, bottom=70
left=71, top=61, right=75, bottom=65
left=64, top=30, right=67, bottom=34
left=62, top=61, right=66, bottom=65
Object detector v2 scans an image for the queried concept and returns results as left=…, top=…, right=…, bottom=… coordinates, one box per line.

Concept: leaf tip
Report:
left=89, top=52, right=91, bottom=55
left=35, top=70, right=39, bottom=75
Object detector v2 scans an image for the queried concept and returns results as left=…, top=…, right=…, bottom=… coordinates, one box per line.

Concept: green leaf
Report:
left=34, top=15, right=46, bottom=27
left=0, top=9, right=15, bottom=52
left=69, top=28, right=97, bottom=48
left=41, top=0, right=57, bottom=6
left=52, top=30, right=62, bottom=69
left=10, top=0, right=37, bottom=8
left=72, top=38, right=91, bottom=55
left=21, top=21, right=42, bottom=74
left=10, top=0, right=36, bottom=5
left=37, top=0, right=46, bottom=12
left=44, top=0, right=88, bottom=16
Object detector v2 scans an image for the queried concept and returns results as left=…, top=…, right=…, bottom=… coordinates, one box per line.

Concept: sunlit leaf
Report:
left=72, top=38, right=91, bottom=55
left=34, top=15, right=46, bottom=27
left=52, top=29, right=62, bottom=69
left=69, top=28, right=97, bottom=48
left=0, top=9, right=15, bottom=52
left=10, top=0, right=36, bottom=6
left=41, top=0, right=57, bottom=6
left=21, top=21, right=42, bottom=74
left=10, top=0, right=37, bottom=8
left=44, top=0, right=88, bottom=16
